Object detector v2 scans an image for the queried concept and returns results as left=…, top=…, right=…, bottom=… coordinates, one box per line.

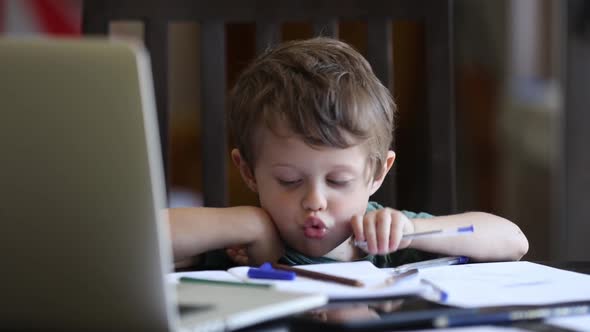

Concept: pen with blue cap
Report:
left=354, top=225, right=475, bottom=250
left=248, top=262, right=365, bottom=287
left=393, top=256, right=470, bottom=274
left=421, top=278, right=449, bottom=302
left=247, top=262, right=296, bottom=281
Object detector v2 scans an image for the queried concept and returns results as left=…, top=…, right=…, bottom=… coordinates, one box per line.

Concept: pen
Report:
left=354, top=225, right=474, bottom=250
left=271, top=263, right=365, bottom=287
left=386, top=268, right=419, bottom=285
left=370, top=268, right=419, bottom=290
left=421, top=278, right=448, bottom=302
left=248, top=262, right=296, bottom=281
left=179, top=277, right=272, bottom=289
left=392, top=256, right=469, bottom=274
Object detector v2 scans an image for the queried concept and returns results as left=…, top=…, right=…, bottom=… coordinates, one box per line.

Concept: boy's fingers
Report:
left=226, top=245, right=250, bottom=264
left=376, top=211, right=391, bottom=254
left=389, top=212, right=404, bottom=251
left=236, top=257, right=248, bottom=266
left=363, top=215, right=378, bottom=254
left=351, top=214, right=364, bottom=242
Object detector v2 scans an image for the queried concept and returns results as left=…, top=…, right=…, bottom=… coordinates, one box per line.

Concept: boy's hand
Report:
left=226, top=245, right=249, bottom=266
left=351, top=208, right=415, bottom=255
left=231, top=206, right=284, bottom=266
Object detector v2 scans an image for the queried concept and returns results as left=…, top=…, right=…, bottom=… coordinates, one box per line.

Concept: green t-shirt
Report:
left=197, top=202, right=437, bottom=270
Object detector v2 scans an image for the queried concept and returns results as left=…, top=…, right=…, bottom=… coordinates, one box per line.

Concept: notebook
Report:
left=170, top=261, right=426, bottom=301
left=0, top=38, right=327, bottom=331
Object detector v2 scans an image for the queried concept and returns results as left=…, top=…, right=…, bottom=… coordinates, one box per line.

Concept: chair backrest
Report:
left=82, top=0, right=456, bottom=215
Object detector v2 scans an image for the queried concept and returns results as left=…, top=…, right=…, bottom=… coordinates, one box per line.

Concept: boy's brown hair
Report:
left=228, top=37, right=395, bottom=179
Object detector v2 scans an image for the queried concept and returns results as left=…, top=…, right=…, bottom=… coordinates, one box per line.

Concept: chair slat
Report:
left=313, top=19, right=338, bottom=38
left=144, top=19, right=170, bottom=189
left=367, top=18, right=396, bottom=209
left=256, top=20, right=281, bottom=54
left=200, top=21, right=228, bottom=207
left=425, top=2, right=456, bottom=214
left=81, top=1, right=108, bottom=34
left=85, top=0, right=428, bottom=22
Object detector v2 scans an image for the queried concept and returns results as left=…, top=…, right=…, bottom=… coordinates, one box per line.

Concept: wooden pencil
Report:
left=271, top=263, right=364, bottom=287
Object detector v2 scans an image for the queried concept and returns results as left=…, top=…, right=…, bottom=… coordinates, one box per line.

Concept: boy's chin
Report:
left=289, top=241, right=334, bottom=258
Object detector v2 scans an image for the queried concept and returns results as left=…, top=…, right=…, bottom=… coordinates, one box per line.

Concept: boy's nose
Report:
left=301, top=185, right=327, bottom=211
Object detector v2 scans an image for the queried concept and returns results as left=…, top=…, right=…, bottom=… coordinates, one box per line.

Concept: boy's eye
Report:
left=278, top=179, right=301, bottom=186
left=328, top=179, right=351, bottom=187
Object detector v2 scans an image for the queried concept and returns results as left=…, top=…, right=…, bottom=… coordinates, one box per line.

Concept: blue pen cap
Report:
left=247, top=262, right=296, bottom=281
left=457, top=225, right=474, bottom=233
left=457, top=256, right=469, bottom=264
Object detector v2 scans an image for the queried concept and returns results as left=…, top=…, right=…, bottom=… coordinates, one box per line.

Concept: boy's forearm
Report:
left=409, top=212, right=529, bottom=261
left=166, top=206, right=269, bottom=263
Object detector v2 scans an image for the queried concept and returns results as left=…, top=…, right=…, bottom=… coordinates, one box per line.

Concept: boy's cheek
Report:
left=257, top=203, right=288, bottom=230
left=330, top=197, right=368, bottom=219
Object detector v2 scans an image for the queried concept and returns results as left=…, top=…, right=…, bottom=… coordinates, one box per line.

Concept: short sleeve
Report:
left=366, top=201, right=383, bottom=212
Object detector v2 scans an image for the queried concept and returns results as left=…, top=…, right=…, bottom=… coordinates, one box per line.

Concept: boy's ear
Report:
left=231, top=148, right=258, bottom=192
left=369, top=151, right=396, bottom=195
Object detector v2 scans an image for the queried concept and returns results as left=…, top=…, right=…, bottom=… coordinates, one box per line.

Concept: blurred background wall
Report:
left=0, top=0, right=571, bottom=261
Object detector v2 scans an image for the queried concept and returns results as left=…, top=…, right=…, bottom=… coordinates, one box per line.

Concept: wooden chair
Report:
left=82, top=0, right=456, bottom=215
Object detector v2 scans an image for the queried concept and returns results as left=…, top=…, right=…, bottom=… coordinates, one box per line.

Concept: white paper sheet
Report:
left=419, top=261, right=590, bottom=307
left=168, top=261, right=425, bottom=300
left=229, top=261, right=425, bottom=300
left=546, top=314, right=590, bottom=331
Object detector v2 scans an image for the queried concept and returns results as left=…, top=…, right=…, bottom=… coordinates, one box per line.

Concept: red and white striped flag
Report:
left=0, top=0, right=81, bottom=36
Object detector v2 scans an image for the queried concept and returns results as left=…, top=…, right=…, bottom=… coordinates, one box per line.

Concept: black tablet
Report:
left=289, top=296, right=468, bottom=331
left=290, top=297, right=590, bottom=331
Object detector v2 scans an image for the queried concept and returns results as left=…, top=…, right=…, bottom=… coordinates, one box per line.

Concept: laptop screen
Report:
left=0, top=38, right=175, bottom=330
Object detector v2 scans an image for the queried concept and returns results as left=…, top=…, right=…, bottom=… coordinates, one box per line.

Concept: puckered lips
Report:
left=303, top=216, right=327, bottom=239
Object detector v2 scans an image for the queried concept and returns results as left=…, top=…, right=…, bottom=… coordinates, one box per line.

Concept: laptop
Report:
left=0, top=38, right=327, bottom=331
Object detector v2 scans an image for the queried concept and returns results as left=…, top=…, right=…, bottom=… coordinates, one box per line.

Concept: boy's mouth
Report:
left=303, top=217, right=327, bottom=239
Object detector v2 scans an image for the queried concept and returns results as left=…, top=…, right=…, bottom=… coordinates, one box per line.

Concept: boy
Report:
left=168, top=37, right=528, bottom=270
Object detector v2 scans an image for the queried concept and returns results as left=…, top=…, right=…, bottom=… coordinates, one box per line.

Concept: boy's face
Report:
left=233, top=125, right=388, bottom=258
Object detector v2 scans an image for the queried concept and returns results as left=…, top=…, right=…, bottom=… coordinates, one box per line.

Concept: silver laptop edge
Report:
left=0, top=38, right=177, bottom=330
left=0, top=38, right=327, bottom=331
